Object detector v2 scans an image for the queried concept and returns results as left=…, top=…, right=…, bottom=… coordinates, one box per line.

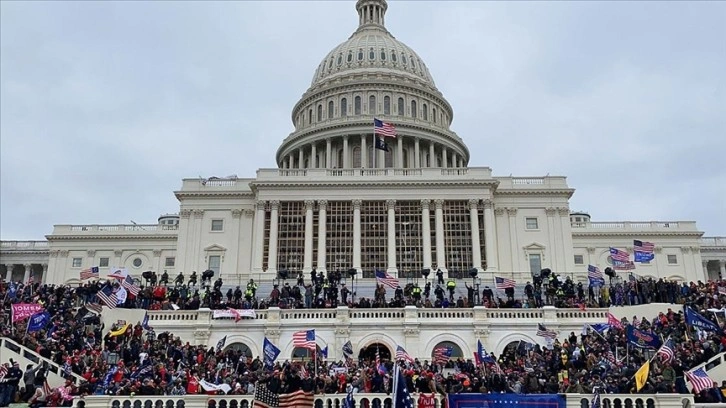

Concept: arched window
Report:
left=402, top=148, right=409, bottom=168
left=391, top=50, right=397, bottom=62
left=347, top=51, right=353, bottom=63
left=341, top=98, right=348, bottom=117
left=433, top=108, right=437, bottom=123
left=308, top=109, right=312, bottom=125
left=355, top=96, right=362, bottom=115
left=423, top=103, right=428, bottom=120
left=369, top=95, right=376, bottom=115
left=328, top=101, right=334, bottom=118
left=358, top=49, right=364, bottom=61
left=317, top=104, right=323, bottom=122
left=369, top=48, right=375, bottom=60
left=397, top=98, right=404, bottom=116
left=402, top=54, right=408, bottom=65
left=380, top=48, right=386, bottom=61
left=337, top=53, right=343, bottom=66
left=411, top=100, right=417, bottom=119
left=384, top=96, right=390, bottom=115
left=353, top=146, right=361, bottom=168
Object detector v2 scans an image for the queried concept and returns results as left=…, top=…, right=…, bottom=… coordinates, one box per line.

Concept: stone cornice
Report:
left=46, top=235, right=178, bottom=241
left=174, top=191, right=255, bottom=200
left=250, top=179, right=499, bottom=190
left=0, top=249, right=50, bottom=255
left=494, top=189, right=575, bottom=198
left=572, top=231, right=703, bottom=238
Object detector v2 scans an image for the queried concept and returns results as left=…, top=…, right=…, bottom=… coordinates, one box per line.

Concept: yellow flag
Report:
left=635, top=360, right=650, bottom=391
left=109, top=323, right=130, bottom=337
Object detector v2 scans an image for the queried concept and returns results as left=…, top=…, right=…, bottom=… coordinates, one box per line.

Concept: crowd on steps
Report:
left=1, top=276, right=725, bottom=407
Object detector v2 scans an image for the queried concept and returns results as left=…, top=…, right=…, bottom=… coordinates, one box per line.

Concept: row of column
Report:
left=254, top=199, right=499, bottom=276
left=281, top=134, right=465, bottom=169
left=4, top=263, right=46, bottom=283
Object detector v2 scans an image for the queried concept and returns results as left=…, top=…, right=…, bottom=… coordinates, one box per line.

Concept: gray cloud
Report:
left=1, top=1, right=724, bottom=239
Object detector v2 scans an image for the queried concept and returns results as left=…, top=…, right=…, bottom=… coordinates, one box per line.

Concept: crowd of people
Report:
left=1, top=274, right=725, bottom=407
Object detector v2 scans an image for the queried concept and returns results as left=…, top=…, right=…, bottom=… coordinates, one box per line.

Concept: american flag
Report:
left=656, top=338, right=675, bottom=363
left=86, top=303, right=103, bottom=314
left=121, top=275, right=140, bottom=296
left=633, top=240, right=655, bottom=253
left=605, top=350, right=616, bottom=364
left=80, top=266, right=99, bottom=280
left=292, top=330, right=316, bottom=350
left=279, top=389, right=314, bottom=408
left=376, top=349, right=386, bottom=374
left=396, top=345, right=415, bottom=363
left=588, top=265, right=603, bottom=280
left=0, top=365, right=7, bottom=380
left=253, top=383, right=279, bottom=408
left=433, top=346, right=452, bottom=364
left=375, top=269, right=399, bottom=289
left=609, top=248, right=630, bottom=262
left=495, top=276, right=516, bottom=289
left=536, top=323, right=558, bottom=339
left=374, top=118, right=397, bottom=137
left=96, top=284, right=118, bottom=309
left=613, top=260, right=636, bottom=271
left=607, top=312, right=623, bottom=329
left=685, top=367, right=714, bottom=394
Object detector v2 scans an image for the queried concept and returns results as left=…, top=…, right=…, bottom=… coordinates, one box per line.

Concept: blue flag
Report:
left=263, top=337, right=281, bottom=369
left=141, top=313, right=152, bottom=331
left=8, top=282, right=17, bottom=299
left=342, top=387, right=354, bottom=408
left=393, top=366, right=414, bottom=408
left=626, top=325, right=662, bottom=349
left=321, top=345, right=328, bottom=359
left=342, top=340, right=353, bottom=357
left=590, top=323, right=610, bottom=334
left=28, top=311, right=51, bottom=332
left=684, top=306, right=722, bottom=333
left=634, top=251, right=654, bottom=263
left=374, top=136, right=390, bottom=152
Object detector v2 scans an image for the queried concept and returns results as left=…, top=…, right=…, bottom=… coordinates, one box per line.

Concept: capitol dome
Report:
left=277, top=0, right=469, bottom=170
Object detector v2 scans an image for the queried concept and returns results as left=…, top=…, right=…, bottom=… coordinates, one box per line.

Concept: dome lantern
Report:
left=356, top=0, right=388, bottom=29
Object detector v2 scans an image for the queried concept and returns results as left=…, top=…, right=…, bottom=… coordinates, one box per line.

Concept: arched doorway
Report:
left=430, top=341, right=463, bottom=363
left=292, top=345, right=325, bottom=361
left=501, top=340, right=534, bottom=362
left=359, top=342, right=391, bottom=363
left=226, top=342, right=253, bottom=357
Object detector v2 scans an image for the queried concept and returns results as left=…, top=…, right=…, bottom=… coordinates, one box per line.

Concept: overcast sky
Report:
left=1, top=1, right=724, bottom=240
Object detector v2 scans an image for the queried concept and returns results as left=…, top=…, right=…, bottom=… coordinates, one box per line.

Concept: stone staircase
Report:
left=0, top=337, right=85, bottom=387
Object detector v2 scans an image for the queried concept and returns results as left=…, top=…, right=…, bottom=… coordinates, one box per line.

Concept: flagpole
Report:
left=372, top=120, right=376, bottom=168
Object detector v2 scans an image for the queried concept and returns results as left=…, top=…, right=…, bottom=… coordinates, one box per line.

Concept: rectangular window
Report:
left=208, top=255, right=221, bottom=274
left=574, top=255, right=584, bottom=265
left=667, top=255, right=677, bottom=264
left=72, top=258, right=82, bottom=268
left=528, top=254, right=541, bottom=275
left=211, top=219, right=224, bottom=232
left=525, top=217, right=539, bottom=230
left=99, top=257, right=109, bottom=267
left=165, top=257, right=175, bottom=267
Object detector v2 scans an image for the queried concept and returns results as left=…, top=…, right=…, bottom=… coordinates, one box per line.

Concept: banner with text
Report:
left=212, top=309, right=257, bottom=320
left=448, top=394, right=566, bottom=408
left=11, top=303, right=44, bottom=323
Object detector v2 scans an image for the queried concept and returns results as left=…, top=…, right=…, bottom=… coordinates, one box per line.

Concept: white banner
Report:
left=199, top=379, right=231, bottom=394
left=212, top=309, right=257, bottom=319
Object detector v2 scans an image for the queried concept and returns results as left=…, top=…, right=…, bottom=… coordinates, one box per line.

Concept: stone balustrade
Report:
left=701, top=236, right=726, bottom=247
left=570, top=221, right=698, bottom=231
left=51, top=224, right=179, bottom=234
left=70, top=393, right=692, bottom=408
left=0, top=240, right=49, bottom=250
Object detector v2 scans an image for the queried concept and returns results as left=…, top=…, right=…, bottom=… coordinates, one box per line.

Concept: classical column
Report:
left=23, top=264, right=31, bottom=283
left=397, top=137, right=404, bottom=168
left=353, top=199, right=362, bottom=272
left=507, top=208, right=519, bottom=272
left=287, top=156, right=293, bottom=169
left=429, top=143, right=436, bottom=167
left=414, top=138, right=420, bottom=168
left=387, top=199, right=397, bottom=274
left=5, top=264, right=12, bottom=282
left=451, top=152, right=458, bottom=168
left=421, top=200, right=432, bottom=270
left=41, top=264, right=48, bottom=283
left=482, top=199, right=498, bottom=271
left=311, top=144, right=317, bottom=169
left=267, top=201, right=280, bottom=274
left=720, top=261, right=726, bottom=279
left=252, top=201, right=266, bottom=272
left=343, top=135, right=349, bottom=168
left=434, top=199, right=447, bottom=273
left=303, top=200, right=315, bottom=273
left=298, top=149, right=304, bottom=169
left=545, top=208, right=558, bottom=269
left=360, top=134, right=367, bottom=168
left=442, top=147, right=448, bottom=168
left=469, top=200, right=482, bottom=270
left=317, top=200, right=328, bottom=272
left=326, top=138, right=332, bottom=169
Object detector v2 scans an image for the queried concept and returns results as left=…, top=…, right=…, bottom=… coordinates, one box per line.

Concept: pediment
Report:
left=523, top=242, right=546, bottom=251
left=203, top=244, right=227, bottom=252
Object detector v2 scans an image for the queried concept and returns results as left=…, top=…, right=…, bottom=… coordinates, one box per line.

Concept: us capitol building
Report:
left=2, top=0, right=725, bottom=359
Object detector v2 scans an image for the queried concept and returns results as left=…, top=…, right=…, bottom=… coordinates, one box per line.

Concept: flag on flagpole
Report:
left=342, top=340, right=353, bottom=357
left=433, top=346, right=453, bottom=364
left=635, top=360, right=650, bottom=391
left=108, top=267, right=129, bottom=279
left=86, top=303, right=103, bottom=314
left=216, top=335, right=227, bottom=353
left=375, top=269, right=399, bottom=289
left=141, top=313, right=152, bottom=331
left=396, top=345, right=414, bottom=363
left=495, top=276, right=516, bottom=289
left=607, top=312, right=623, bottom=329
left=656, top=338, right=675, bottom=362
left=121, top=275, right=140, bottom=296
left=536, top=323, right=558, bottom=339
left=279, top=389, right=314, bottom=408
left=374, top=136, right=390, bottom=152
left=685, top=367, right=714, bottom=394
left=609, top=248, right=630, bottom=262
left=80, top=266, right=99, bottom=280
left=97, top=285, right=118, bottom=309
left=292, top=330, right=316, bottom=350
left=374, top=118, right=397, bottom=137
left=634, top=240, right=655, bottom=262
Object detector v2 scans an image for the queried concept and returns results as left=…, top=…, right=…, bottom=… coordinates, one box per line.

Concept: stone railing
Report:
left=71, top=393, right=692, bottom=408
left=701, top=237, right=726, bottom=247
left=257, top=166, right=494, bottom=181
left=52, top=224, right=179, bottom=234
left=0, top=337, right=85, bottom=386
left=0, top=240, right=49, bottom=250
left=571, top=221, right=699, bottom=232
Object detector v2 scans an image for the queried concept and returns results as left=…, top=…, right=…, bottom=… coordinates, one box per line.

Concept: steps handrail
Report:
left=0, top=336, right=85, bottom=384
